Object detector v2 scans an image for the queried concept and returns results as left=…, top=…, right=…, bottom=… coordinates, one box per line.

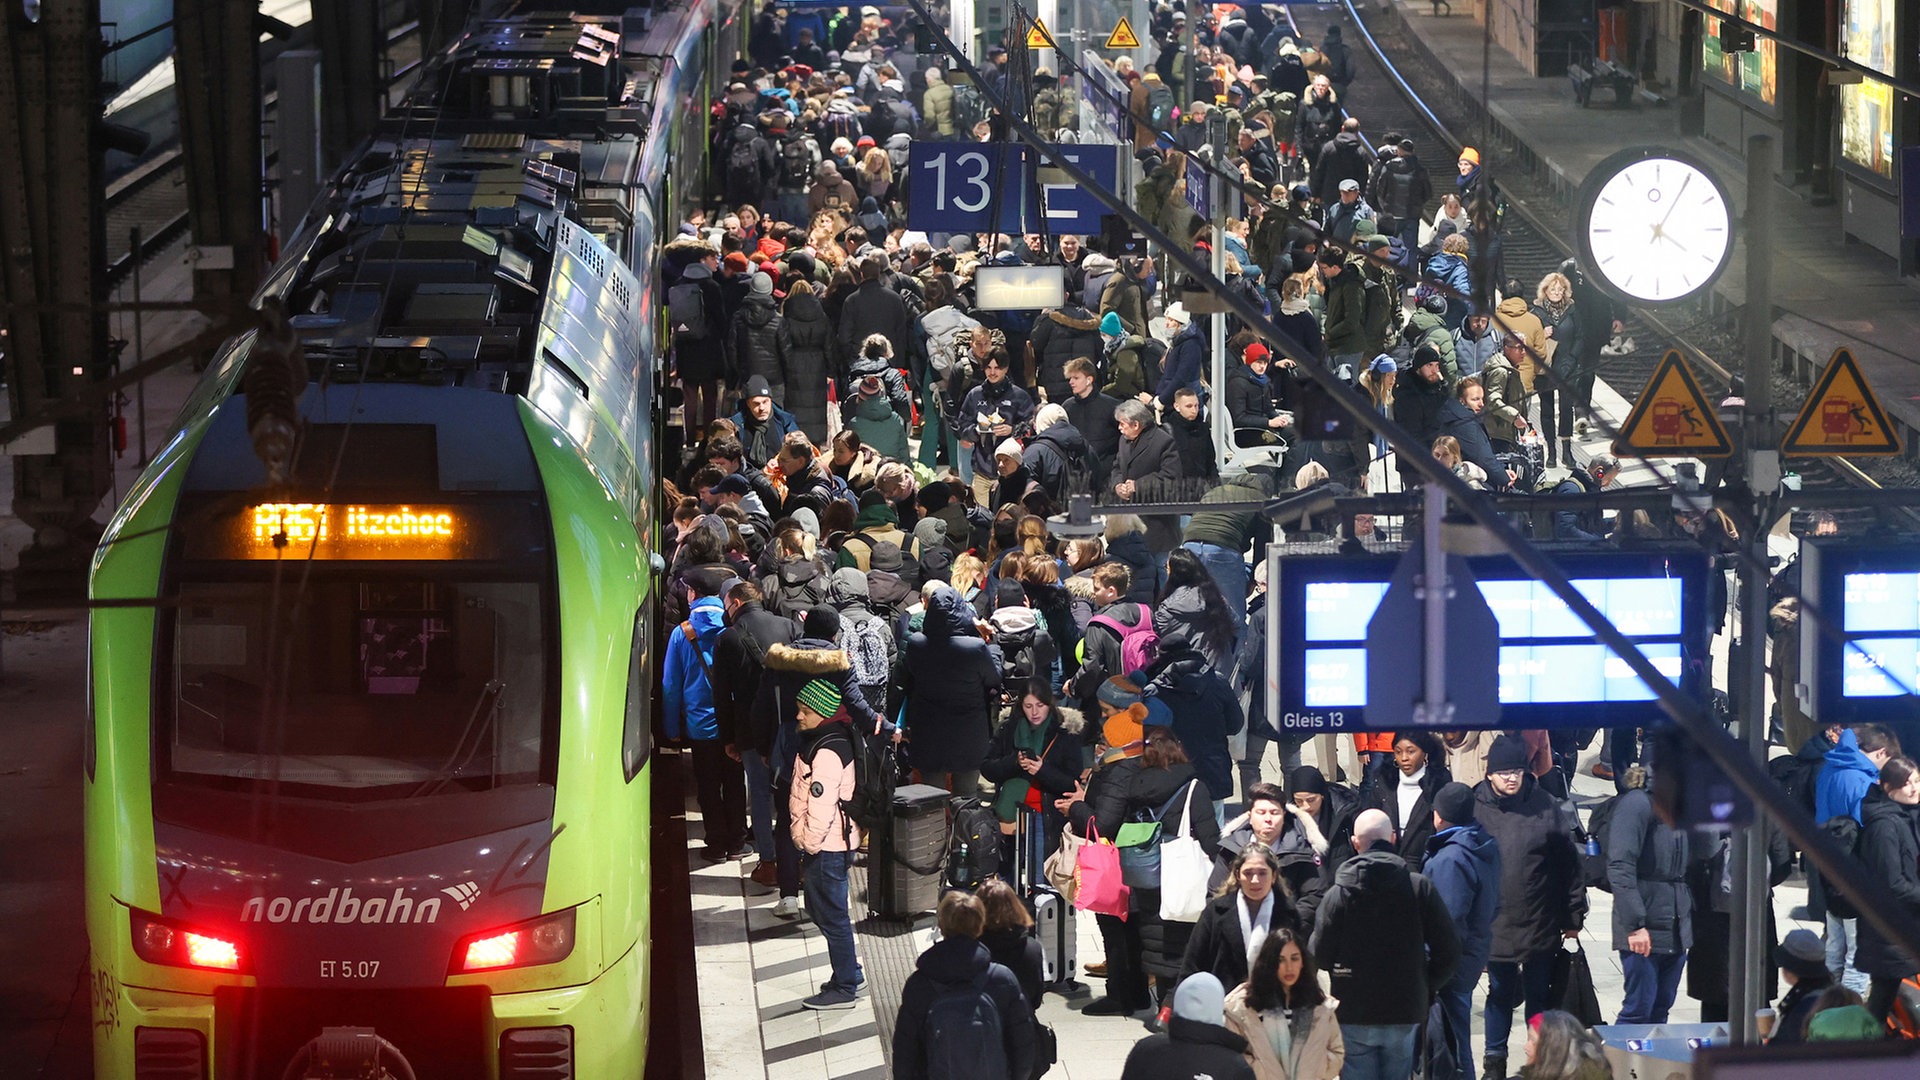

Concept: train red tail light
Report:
left=130, top=909, right=244, bottom=973
left=451, top=906, right=576, bottom=975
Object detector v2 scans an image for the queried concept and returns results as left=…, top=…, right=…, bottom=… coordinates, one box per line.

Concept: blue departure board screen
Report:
left=1277, top=551, right=1707, bottom=731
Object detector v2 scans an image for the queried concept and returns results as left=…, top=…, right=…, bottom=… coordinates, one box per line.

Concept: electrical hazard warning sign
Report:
left=1781, top=347, right=1901, bottom=456
left=1024, top=17, right=1056, bottom=49
left=1617, top=350, right=1732, bottom=457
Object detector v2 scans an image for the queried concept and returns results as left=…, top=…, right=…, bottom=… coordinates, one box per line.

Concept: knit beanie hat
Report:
left=795, top=678, right=843, bottom=719
left=1102, top=702, right=1149, bottom=754
left=1289, top=766, right=1329, bottom=796
left=1098, top=676, right=1144, bottom=710
left=1434, top=781, right=1477, bottom=826
left=1485, top=735, right=1531, bottom=775
left=802, top=605, right=842, bottom=640
left=1172, top=972, right=1226, bottom=1025
left=1100, top=311, right=1125, bottom=338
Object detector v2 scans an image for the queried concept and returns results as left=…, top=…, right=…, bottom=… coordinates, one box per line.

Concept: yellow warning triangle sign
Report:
left=1781, top=347, right=1901, bottom=456
left=1105, top=16, right=1142, bottom=49
left=1617, top=349, right=1733, bottom=457
left=1024, top=16, right=1056, bottom=49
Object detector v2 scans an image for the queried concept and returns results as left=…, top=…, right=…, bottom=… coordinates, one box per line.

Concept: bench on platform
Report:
left=1568, top=58, right=1637, bottom=107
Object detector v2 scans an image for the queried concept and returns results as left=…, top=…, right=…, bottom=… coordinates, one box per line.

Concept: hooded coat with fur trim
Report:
left=1029, top=304, right=1104, bottom=403
left=749, top=639, right=878, bottom=760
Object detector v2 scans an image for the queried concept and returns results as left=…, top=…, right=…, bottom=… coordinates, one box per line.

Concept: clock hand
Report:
left=1656, top=173, right=1693, bottom=233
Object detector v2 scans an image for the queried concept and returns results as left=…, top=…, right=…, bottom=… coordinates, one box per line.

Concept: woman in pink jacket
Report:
left=789, top=679, right=865, bottom=1010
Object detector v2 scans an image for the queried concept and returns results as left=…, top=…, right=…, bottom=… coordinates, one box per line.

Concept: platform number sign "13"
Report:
left=924, top=150, right=995, bottom=214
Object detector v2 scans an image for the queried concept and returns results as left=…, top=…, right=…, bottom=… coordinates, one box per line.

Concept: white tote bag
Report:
left=1158, top=781, right=1210, bottom=923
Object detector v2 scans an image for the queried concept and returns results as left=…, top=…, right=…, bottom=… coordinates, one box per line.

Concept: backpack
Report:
left=1088, top=604, right=1158, bottom=676
left=667, top=282, right=710, bottom=341
left=725, top=135, right=762, bottom=196
left=1581, top=793, right=1621, bottom=892
left=950, top=83, right=988, bottom=133
left=1145, top=85, right=1175, bottom=132
left=994, top=620, right=1047, bottom=684
left=947, top=797, right=1003, bottom=889
left=924, top=971, right=1009, bottom=1080
left=839, top=614, right=891, bottom=699
left=823, top=107, right=863, bottom=143
left=780, top=135, right=815, bottom=187
left=1325, top=40, right=1353, bottom=82
left=1822, top=814, right=1866, bottom=919
left=839, top=716, right=898, bottom=836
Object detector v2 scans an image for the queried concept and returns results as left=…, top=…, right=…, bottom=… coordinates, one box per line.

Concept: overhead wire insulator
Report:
left=243, top=298, right=308, bottom=486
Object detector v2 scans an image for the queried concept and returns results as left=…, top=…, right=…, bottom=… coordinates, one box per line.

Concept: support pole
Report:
left=1420, top=479, right=1448, bottom=724
left=1210, top=169, right=1227, bottom=467
left=1729, top=132, right=1775, bottom=1043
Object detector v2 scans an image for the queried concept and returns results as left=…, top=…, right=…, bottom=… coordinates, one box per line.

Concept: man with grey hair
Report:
left=1312, top=807, right=1461, bottom=1080
left=1021, top=402, right=1091, bottom=507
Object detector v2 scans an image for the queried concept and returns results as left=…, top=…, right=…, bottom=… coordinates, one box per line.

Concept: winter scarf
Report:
left=991, top=714, right=1057, bottom=822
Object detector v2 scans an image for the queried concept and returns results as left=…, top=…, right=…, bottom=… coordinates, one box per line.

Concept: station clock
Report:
left=1574, top=146, right=1736, bottom=306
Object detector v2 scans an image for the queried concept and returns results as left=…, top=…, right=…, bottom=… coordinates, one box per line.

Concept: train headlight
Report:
left=451, top=905, right=577, bottom=974
left=130, top=908, right=244, bottom=972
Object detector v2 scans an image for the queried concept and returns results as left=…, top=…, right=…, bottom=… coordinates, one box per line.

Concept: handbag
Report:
left=1158, top=782, right=1210, bottom=922
left=1028, top=1023, right=1059, bottom=1080
left=1045, top=823, right=1084, bottom=901
left=1073, top=821, right=1131, bottom=919
left=1549, top=942, right=1604, bottom=1027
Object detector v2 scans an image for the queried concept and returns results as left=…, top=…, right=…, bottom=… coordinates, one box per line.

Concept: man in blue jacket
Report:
left=1813, top=723, right=1900, bottom=993
left=664, top=572, right=746, bottom=861
left=1424, top=782, right=1502, bottom=1080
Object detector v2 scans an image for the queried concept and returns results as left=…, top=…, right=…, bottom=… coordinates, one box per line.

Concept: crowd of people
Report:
left=657, top=1, right=1920, bottom=1077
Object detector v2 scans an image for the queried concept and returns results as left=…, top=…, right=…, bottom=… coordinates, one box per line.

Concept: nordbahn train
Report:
left=85, top=3, right=739, bottom=1076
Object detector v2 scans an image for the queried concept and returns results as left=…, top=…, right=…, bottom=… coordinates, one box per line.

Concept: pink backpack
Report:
left=1088, top=604, right=1159, bottom=676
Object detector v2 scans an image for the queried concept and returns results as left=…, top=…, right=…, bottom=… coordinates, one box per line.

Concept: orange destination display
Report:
left=240, top=503, right=470, bottom=559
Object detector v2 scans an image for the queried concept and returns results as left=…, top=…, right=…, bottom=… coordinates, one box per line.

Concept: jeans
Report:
left=1341, top=1023, right=1417, bottom=1080
left=1484, top=955, right=1556, bottom=1060
left=773, top=725, right=802, bottom=897
left=1183, top=540, right=1249, bottom=636
left=1825, top=914, right=1871, bottom=993
left=1617, top=950, right=1687, bottom=1024
left=772, top=192, right=808, bottom=227
left=803, top=850, right=863, bottom=992
left=1438, top=961, right=1485, bottom=1080
left=743, top=748, right=775, bottom=862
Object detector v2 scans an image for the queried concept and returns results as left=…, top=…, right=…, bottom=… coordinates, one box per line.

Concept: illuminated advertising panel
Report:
left=1276, top=550, right=1708, bottom=732
left=1702, top=0, right=1778, bottom=106
left=1839, top=0, right=1897, bottom=178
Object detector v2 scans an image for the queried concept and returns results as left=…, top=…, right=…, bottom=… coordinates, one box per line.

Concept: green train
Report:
left=84, top=4, right=738, bottom=1076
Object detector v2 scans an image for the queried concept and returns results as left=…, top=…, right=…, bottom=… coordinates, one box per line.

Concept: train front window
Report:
left=165, top=576, right=550, bottom=800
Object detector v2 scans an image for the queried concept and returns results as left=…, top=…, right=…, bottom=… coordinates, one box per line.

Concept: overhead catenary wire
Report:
left=896, top=0, right=1920, bottom=966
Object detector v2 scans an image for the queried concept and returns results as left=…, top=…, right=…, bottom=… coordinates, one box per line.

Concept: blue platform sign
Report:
left=1903, top=146, right=1920, bottom=240
left=907, top=142, right=1121, bottom=233
left=1185, top=154, right=1210, bottom=218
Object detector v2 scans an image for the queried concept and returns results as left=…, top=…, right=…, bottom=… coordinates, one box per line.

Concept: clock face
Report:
left=1578, top=150, right=1734, bottom=306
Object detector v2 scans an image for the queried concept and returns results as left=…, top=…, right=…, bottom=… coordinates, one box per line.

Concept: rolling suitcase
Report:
left=1017, top=808, right=1078, bottom=988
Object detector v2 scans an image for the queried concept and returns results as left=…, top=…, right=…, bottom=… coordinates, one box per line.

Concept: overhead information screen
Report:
left=1277, top=550, right=1708, bottom=732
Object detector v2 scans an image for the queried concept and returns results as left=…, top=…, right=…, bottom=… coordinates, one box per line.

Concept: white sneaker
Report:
left=773, top=896, right=803, bottom=919
left=1575, top=419, right=1590, bottom=435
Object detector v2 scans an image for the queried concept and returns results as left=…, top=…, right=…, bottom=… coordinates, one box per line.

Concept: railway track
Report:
left=1283, top=0, right=1912, bottom=532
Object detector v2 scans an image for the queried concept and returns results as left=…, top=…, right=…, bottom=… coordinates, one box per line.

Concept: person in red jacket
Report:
left=790, top=678, right=865, bottom=1010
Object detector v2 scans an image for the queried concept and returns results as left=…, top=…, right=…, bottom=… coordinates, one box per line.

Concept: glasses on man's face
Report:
left=1490, top=769, right=1526, bottom=782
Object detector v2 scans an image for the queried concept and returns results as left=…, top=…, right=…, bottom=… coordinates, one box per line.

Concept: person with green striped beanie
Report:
left=789, top=677, right=865, bottom=1010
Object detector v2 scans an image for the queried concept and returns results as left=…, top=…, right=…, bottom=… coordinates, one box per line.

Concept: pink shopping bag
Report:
left=1073, top=821, right=1131, bottom=920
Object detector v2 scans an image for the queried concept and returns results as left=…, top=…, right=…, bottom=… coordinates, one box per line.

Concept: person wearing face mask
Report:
left=1473, top=736, right=1586, bottom=1080
left=980, top=680, right=1085, bottom=860
left=1855, top=754, right=1920, bottom=1022
left=1223, top=929, right=1346, bottom=1080
left=1183, top=843, right=1300, bottom=997
left=1367, top=730, right=1451, bottom=872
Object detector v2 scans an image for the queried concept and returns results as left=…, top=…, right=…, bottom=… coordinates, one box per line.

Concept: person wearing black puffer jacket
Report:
left=732, top=273, right=789, bottom=405
left=1855, top=755, right=1920, bottom=1022
left=893, top=892, right=1037, bottom=1080
left=780, top=280, right=834, bottom=443
left=1120, top=973, right=1256, bottom=1080
left=1608, top=763, right=1692, bottom=1025
left=1021, top=404, right=1091, bottom=507
left=1061, top=710, right=1220, bottom=1016
left=1367, top=729, right=1451, bottom=872
left=1028, top=301, right=1104, bottom=404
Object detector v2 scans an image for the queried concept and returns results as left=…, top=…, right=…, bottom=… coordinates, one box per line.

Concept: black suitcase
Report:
left=870, top=783, right=951, bottom=919
left=1016, top=808, right=1078, bottom=988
